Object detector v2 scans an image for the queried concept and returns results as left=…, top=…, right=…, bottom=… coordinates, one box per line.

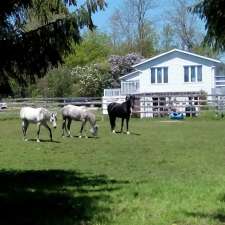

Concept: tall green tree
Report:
left=193, top=0, right=225, bottom=50
left=192, top=42, right=220, bottom=59
left=0, top=0, right=106, bottom=96
left=65, top=30, right=112, bottom=66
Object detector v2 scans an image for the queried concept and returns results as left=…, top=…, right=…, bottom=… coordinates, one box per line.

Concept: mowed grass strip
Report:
left=0, top=113, right=225, bottom=225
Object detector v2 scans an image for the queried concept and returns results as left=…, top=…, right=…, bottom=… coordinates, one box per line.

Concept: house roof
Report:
left=119, top=70, right=140, bottom=80
left=132, top=48, right=222, bottom=68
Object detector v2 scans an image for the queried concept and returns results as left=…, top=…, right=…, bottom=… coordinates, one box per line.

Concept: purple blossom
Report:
left=108, top=53, right=143, bottom=86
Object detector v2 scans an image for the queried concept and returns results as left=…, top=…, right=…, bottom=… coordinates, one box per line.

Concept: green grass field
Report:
left=1, top=110, right=225, bottom=225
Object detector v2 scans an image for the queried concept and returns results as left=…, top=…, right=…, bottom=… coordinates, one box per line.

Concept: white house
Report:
left=103, top=49, right=225, bottom=117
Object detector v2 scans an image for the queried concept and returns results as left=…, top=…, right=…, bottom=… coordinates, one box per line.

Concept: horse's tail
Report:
left=62, top=113, right=66, bottom=120
left=107, top=103, right=115, bottom=115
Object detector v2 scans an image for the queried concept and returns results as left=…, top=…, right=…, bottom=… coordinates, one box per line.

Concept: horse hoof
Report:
left=37, top=139, right=40, bottom=143
left=85, top=136, right=88, bottom=139
left=79, top=135, right=82, bottom=138
left=126, top=131, right=130, bottom=135
left=112, top=130, right=116, bottom=134
left=24, top=138, right=28, bottom=142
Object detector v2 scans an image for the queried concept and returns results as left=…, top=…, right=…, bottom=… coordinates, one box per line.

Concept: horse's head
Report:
left=90, top=124, right=98, bottom=136
left=126, top=95, right=135, bottom=109
left=50, top=112, right=57, bottom=128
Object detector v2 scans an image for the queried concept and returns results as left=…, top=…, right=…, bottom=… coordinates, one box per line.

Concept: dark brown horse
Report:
left=107, top=95, right=135, bottom=134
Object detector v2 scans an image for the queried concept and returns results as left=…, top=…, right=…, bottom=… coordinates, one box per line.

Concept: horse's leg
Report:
left=126, top=117, right=130, bottom=135
left=64, top=118, right=70, bottom=137
left=109, top=115, right=113, bottom=132
left=79, top=120, right=87, bottom=138
left=120, top=118, right=124, bottom=133
left=37, top=122, right=41, bottom=142
left=24, top=121, right=29, bottom=140
left=112, top=117, right=116, bottom=133
left=43, top=123, right=52, bottom=141
left=67, top=118, right=72, bottom=137
left=22, top=120, right=29, bottom=141
left=109, top=115, right=116, bottom=133
left=62, top=118, right=67, bottom=137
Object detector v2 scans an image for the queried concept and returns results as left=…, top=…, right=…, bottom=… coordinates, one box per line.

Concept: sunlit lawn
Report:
left=1, top=110, right=225, bottom=225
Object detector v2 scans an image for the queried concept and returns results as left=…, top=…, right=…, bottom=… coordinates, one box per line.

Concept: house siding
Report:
left=103, top=49, right=224, bottom=117
left=124, top=52, right=219, bottom=95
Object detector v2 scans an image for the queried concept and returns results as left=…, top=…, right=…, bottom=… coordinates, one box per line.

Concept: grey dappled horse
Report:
left=107, top=95, right=135, bottom=134
left=61, top=105, right=98, bottom=138
left=20, top=107, right=57, bottom=142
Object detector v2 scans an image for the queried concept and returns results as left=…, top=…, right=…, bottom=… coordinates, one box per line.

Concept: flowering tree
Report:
left=71, top=64, right=110, bottom=96
left=108, top=53, right=143, bottom=87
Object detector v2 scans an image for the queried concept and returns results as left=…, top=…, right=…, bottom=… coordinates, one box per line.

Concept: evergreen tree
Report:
left=193, top=0, right=225, bottom=50
left=0, top=0, right=106, bottom=96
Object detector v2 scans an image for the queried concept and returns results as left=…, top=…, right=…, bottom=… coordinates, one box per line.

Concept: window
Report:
left=151, top=67, right=168, bottom=84
left=184, top=65, right=202, bottom=83
left=157, top=68, right=162, bottom=83
left=121, top=80, right=139, bottom=94
left=191, top=66, right=196, bottom=82
left=197, top=66, right=202, bottom=81
left=184, top=66, right=189, bottom=82
left=151, top=68, right=155, bottom=83
left=164, top=67, right=168, bottom=83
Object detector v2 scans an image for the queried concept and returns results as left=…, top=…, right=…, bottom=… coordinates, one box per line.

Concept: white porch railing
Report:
left=103, top=81, right=140, bottom=97
left=104, top=89, right=121, bottom=96
left=215, top=76, right=225, bottom=87
left=121, top=80, right=140, bottom=95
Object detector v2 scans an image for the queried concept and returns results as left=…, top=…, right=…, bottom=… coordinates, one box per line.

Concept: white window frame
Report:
left=184, top=65, right=202, bottom=83
left=151, top=67, right=168, bottom=84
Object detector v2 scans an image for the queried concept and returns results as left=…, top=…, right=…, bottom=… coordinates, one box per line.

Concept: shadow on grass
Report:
left=183, top=194, right=225, bottom=223
left=184, top=211, right=225, bottom=223
left=0, top=170, right=129, bottom=225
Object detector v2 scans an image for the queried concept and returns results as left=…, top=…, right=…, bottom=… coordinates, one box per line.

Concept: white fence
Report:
left=102, top=96, right=126, bottom=115
left=0, top=97, right=103, bottom=119
left=1, top=97, right=102, bottom=109
left=1, top=94, right=225, bottom=119
left=102, top=94, right=225, bottom=118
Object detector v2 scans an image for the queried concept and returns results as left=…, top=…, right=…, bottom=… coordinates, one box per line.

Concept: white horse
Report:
left=20, top=107, right=57, bottom=142
left=61, top=105, right=98, bottom=138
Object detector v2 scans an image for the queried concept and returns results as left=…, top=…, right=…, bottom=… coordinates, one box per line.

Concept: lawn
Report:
left=1, top=110, right=225, bottom=225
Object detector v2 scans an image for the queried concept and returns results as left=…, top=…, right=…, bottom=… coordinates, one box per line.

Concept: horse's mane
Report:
left=40, top=108, right=52, bottom=119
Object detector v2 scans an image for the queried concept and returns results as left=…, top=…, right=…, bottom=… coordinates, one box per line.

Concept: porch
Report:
left=103, top=80, right=140, bottom=97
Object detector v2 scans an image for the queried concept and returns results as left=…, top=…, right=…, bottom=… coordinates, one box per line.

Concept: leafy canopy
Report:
left=193, top=0, right=225, bottom=50
left=0, top=0, right=107, bottom=95
left=65, top=30, right=112, bottom=66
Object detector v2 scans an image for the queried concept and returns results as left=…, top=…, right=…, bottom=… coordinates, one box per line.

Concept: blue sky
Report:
left=91, top=0, right=196, bottom=32
left=91, top=0, right=120, bottom=31
left=70, top=1, right=225, bottom=61
left=71, top=0, right=201, bottom=33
